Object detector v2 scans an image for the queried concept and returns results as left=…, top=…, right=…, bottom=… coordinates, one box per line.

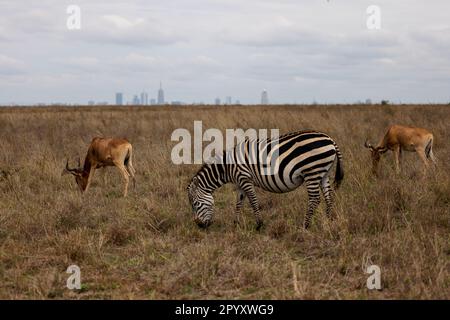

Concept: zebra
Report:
left=187, top=130, right=344, bottom=230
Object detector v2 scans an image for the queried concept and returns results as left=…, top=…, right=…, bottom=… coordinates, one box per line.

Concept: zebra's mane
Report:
left=192, top=151, right=226, bottom=182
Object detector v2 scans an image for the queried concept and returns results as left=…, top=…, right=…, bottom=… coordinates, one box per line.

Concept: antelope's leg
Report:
left=125, top=163, right=136, bottom=189
left=393, top=146, right=401, bottom=173
left=125, top=155, right=136, bottom=189
left=240, top=182, right=263, bottom=230
left=100, top=168, right=108, bottom=186
left=417, top=148, right=429, bottom=174
left=84, top=167, right=96, bottom=193
left=128, top=159, right=136, bottom=175
left=234, top=188, right=246, bottom=226
left=320, top=176, right=334, bottom=220
left=115, top=162, right=130, bottom=197
left=304, top=180, right=321, bottom=229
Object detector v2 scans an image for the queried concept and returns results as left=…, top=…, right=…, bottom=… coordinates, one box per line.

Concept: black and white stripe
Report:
left=187, top=130, right=344, bottom=229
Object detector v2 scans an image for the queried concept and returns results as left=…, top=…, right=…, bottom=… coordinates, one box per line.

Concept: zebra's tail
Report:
left=333, top=143, right=344, bottom=190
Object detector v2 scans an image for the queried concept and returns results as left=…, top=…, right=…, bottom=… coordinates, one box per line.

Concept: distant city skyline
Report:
left=1, top=1, right=450, bottom=105
left=110, top=83, right=250, bottom=106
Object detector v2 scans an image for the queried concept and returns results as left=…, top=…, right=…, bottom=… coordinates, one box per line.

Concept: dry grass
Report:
left=0, top=104, right=449, bottom=299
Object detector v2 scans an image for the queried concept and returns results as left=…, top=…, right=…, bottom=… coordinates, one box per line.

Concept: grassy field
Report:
left=0, top=104, right=449, bottom=299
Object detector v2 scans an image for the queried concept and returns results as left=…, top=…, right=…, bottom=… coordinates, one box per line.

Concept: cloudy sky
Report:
left=0, top=0, right=449, bottom=105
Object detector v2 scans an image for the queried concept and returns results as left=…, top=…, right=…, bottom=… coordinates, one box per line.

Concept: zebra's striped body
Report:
left=187, top=130, right=343, bottom=229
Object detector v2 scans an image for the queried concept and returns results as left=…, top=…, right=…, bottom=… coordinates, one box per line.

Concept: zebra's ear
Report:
left=192, top=177, right=199, bottom=189
left=188, top=176, right=198, bottom=191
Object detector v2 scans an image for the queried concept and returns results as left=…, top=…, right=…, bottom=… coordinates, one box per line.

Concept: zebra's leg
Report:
left=304, top=180, right=321, bottom=229
left=240, top=182, right=263, bottom=231
left=234, top=188, right=246, bottom=226
left=320, top=176, right=334, bottom=220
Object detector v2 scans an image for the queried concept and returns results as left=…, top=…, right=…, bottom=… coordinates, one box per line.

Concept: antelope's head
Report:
left=364, top=139, right=387, bottom=176
left=62, top=158, right=88, bottom=192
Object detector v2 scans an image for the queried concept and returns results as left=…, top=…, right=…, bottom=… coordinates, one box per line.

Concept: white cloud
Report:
left=101, top=15, right=145, bottom=29
left=0, top=55, right=26, bottom=75
left=1, top=0, right=450, bottom=104
left=76, top=13, right=185, bottom=46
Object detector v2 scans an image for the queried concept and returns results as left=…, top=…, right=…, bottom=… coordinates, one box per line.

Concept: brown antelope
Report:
left=62, top=137, right=136, bottom=196
left=364, top=124, right=436, bottom=176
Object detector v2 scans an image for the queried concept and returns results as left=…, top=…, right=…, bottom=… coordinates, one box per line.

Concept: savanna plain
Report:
left=0, top=104, right=449, bottom=299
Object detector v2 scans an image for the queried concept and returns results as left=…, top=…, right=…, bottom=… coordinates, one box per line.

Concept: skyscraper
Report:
left=225, top=96, right=232, bottom=105
left=157, top=82, right=165, bottom=105
left=132, top=95, right=140, bottom=105
left=215, top=97, right=221, bottom=105
left=261, top=89, right=269, bottom=105
left=140, top=91, right=148, bottom=105
left=115, top=92, right=123, bottom=105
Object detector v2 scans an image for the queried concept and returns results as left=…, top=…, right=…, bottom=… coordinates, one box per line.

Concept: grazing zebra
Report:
left=187, top=130, right=344, bottom=230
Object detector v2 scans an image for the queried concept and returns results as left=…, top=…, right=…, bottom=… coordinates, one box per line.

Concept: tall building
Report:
left=225, top=96, right=232, bottom=105
left=261, top=89, right=269, bottom=105
left=115, top=92, right=123, bottom=105
left=215, top=97, right=221, bottom=105
left=157, top=82, right=165, bottom=105
left=132, top=95, right=140, bottom=105
left=150, top=98, right=156, bottom=105
left=140, top=91, right=148, bottom=105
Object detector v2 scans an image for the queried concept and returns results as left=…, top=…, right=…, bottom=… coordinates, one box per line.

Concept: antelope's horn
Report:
left=78, top=157, right=81, bottom=168
left=65, top=159, right=77, bottom=172
left=364, top=139, right=373, bottom=149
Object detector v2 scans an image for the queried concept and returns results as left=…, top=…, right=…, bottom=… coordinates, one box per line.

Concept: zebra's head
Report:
left=187, top=176, right=214, bottom=228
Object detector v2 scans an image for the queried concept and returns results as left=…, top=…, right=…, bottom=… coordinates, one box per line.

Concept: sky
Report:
left=0, top=0, right=449, bottom=105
